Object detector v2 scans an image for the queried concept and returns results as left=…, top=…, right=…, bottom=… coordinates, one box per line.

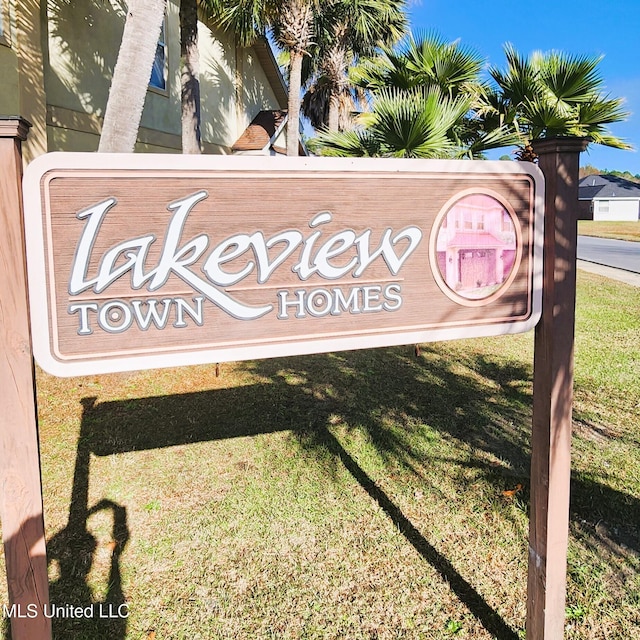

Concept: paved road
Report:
left=577, top=236, right=640, bottom=273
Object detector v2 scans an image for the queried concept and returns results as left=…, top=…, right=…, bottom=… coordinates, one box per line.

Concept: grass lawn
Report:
left=1, top=271, right=639, bottom=639
left=578, top=220, right=640, bottom=242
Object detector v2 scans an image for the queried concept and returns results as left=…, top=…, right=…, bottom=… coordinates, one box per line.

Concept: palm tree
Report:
left=99, top=0, right=167, bottom=152
left=489, top=44, right=631, bottom=160
left=303, top=0, right=407, bottom=132
left=208, top=0, right=322, bottom=156
left=311, top=33, right=520, bottom=158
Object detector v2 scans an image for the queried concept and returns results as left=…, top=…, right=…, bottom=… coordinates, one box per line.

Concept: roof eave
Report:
left=252, top=37, right=288, bottom=110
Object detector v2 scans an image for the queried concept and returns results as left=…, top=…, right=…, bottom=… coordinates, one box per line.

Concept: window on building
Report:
left=599, top=200, right=610, bottom=214
left=149, top=19, right=167, bottom=91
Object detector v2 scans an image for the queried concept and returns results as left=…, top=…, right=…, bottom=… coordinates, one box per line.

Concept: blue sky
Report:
left=407, top=0, right=640, bottom=174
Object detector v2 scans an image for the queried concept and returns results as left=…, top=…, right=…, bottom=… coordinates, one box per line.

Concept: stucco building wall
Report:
left=2, top=0, right=286, bottom=159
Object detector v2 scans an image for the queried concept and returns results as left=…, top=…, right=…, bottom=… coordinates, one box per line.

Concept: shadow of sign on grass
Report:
left=31, top=346, right=639, bottom=638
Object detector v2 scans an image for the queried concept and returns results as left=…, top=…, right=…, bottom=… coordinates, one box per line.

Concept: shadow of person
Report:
left=45, top=499, right=129, bottom=640
left=38, top=398, right=130, bottom=640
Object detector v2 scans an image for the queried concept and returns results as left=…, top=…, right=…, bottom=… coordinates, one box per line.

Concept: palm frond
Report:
left=539, top=51, right=603, bottom=103
left=576, top=96, right=630, bottom=127
left=309, top=128, right=380, bottom=156
left=490, top=43, right=542, bottom=108
left=521, top=96, right=577, bottom=139
left=461, top=124, right=526, bottom=159
left=206, top=0, right=278, bottom=47
left=489, top=44, right=631, bottom=152
left=582, top=131, right=633, bottom=150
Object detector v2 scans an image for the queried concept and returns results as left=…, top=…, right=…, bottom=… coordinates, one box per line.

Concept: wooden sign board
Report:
left=23, top=154, right=544, bottom=377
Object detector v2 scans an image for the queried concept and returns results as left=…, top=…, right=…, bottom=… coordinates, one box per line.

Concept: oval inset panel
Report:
left=430, top=190, right=523, bottom=307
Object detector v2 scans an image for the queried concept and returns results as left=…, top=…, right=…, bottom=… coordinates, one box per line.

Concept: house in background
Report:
left=0, top=0, right=295, bottom=163
left=578, top=174, right=640, bottom=221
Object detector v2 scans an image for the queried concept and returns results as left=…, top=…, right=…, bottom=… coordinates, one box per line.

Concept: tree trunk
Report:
left=287, top=49, right=304, bottom=156
left=328, top=91, right=340, bottom=132
left=180, top=0, right=202, bottom=154
left=99, top=0, right=166, bottom=153
left=326, top=43, right=347, bottom=132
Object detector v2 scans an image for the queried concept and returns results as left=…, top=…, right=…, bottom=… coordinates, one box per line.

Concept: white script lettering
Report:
left=68, top=193, right=422, bottom=322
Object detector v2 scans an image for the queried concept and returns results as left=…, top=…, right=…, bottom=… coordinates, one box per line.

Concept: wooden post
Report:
left=527, top=137, right=588, bottom=639
left=0, top=117, right=51, bottom=639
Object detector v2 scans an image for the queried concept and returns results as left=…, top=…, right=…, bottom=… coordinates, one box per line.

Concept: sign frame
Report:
left=23, top=154, right=544, bottom=377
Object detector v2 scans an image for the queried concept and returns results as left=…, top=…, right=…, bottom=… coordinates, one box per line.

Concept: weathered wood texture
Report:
left=527, top=137, right=588, bottom=639
left=0, top=118, right=51, bottom=639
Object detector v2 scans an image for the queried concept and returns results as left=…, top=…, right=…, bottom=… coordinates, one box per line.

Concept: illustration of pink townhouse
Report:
left=435, top=194, right=517, bottom=298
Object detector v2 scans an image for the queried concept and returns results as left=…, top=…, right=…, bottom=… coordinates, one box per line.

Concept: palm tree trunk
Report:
left=99, top=0, right=166, bottom=153
left=328, top=91, right=340, bottom=131
left=180, top=0, right=202, bottom=154
left=326, top=43, right=347, bottom=132
left=287, top=48, right=304, bottom=156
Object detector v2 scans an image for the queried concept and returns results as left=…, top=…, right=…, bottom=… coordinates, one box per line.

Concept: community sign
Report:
left=23, top=154, right=544, bottom=376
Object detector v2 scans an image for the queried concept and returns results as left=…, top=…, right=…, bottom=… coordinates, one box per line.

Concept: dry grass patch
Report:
left=578, top=220, right=640, bottom=242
